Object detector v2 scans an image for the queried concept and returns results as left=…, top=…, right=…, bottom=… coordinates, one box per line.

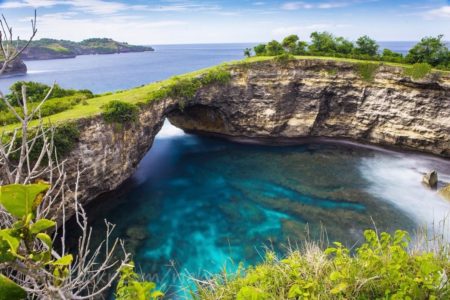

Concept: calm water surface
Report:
left=2, top=43, right=450, bottom=298
left=86, top=122, right=450, bottom=298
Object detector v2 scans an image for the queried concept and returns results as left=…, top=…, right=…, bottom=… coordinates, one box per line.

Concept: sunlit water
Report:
left=84, top=122, right=450, bottom=298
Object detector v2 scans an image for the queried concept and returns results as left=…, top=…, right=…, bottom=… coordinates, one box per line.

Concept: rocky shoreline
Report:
left=0, top=59, right=27, bottom=76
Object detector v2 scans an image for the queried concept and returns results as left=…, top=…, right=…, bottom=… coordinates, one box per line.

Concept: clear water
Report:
left=84, top=122, right=450, bottom=298
left=0, top=43, right=255, bottom=93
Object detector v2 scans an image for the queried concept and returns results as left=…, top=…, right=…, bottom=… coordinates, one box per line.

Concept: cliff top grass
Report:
left=1, top=56, right=448, bottom=134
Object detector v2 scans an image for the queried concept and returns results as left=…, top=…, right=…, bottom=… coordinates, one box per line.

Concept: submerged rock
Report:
left=438, top=184, right=450, bottom=201
left=422, top=170, right=438, bottom=189
left=125, top=226, right=148, bottom=241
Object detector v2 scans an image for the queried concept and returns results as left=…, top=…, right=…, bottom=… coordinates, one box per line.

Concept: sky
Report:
left=0, top=0, right=449, bottom=45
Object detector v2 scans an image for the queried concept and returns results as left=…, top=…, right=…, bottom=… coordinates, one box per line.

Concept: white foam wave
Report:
left=359, top=154, right=450, bottom=237
left=156, top=120, right=185, bottom=139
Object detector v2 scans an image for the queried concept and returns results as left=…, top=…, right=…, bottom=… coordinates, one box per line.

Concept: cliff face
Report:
left=170, top=60, right=450, bottom=156
left=0, top=59, right=27, bottom=76
left=64, top=59, right=450, bottom=205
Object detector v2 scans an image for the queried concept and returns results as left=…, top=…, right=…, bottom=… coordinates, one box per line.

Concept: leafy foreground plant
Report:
left=0, top=183, right=163, bottom=300
left=195, top=230, right=450, bottom=299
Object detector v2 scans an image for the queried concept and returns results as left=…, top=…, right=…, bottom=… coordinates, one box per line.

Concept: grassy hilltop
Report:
left=18, top=38, right=154, bottom=60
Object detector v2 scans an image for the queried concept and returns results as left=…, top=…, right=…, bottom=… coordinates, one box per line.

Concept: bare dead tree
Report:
left=0, top=12, right=131, bottom=300
left=0, top=10, right=37, bottom=74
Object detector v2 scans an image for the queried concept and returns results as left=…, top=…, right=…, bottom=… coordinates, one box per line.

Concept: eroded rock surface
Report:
left=62, top=59, right=450, bottom=205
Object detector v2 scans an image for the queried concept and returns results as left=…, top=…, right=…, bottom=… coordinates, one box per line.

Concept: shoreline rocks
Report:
left=422, top=171, right=438, bottom=189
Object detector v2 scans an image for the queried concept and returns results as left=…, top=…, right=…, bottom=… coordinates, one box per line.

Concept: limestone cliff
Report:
left=64, top=59, right=450, bottom=205
left=0, top=59, right=27, bottom=76
left=169, top=60, right=450, bottom=156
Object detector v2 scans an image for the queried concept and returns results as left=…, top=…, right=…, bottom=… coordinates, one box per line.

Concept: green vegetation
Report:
left=0, top=82, right=93, bottom=126
left=115, top=262, right=164, bottom=300
left=406, top=35, right=449, bottom=68
left=196, top=230, right=450, bottom=299
left=148, top=67, right=232, bottom=110
left=18, top=38, right=153, bottom=59
left=253, top=32, right=450, bottom=70
left=0, top=183, right=163, bottom=300
left=102, top=100, right=139, bottom=124
left=357, top=62, right=380, bottom=82
left=5, top=81, right=92, bottom=106
left=274, top=53, right=296, bottom=64
left=7, top=122, right=80, bottom=161
left=404, top=62, right=433, bottom=80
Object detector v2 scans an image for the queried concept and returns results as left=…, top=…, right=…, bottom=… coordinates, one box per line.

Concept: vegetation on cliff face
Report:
left=404, top=63, right=433, bottom=80
left=102, top=100, right=139, bottom=124
left=195, top=230, right=450, bottom=299
left=252, top=32, right=450, bottom=70
left=18, top=38, right=153, bottom=60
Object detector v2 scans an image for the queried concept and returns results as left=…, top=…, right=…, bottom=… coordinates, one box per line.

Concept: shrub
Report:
left=5, top=81, right=82, bottom=106
left=357, top=62, right=380, bottom=82
left=404, top=62, right=433, bottom=80
left=196, top=230, right=450, bottom=299
left=200, top=68, right=232, bottom=86
left=273, top=53, right=295, bottom=64
left=0, top=93, right=91, bottom=126
left=102, top=100, right=139, bottom=124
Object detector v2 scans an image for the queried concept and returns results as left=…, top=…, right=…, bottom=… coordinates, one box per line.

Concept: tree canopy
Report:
left=251, top=33, right=449, bottom=70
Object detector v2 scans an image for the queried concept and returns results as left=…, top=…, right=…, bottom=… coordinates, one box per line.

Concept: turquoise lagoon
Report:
left=85, top=122, right=450, bottom=297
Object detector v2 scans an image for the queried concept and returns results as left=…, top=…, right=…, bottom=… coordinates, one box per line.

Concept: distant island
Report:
left=18, top=38, right=154, bottom=60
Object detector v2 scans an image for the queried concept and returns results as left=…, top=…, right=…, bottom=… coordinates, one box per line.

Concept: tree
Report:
left=381, top=49, right=403, bottom=63
left=355, top=35, right=379, bottom=57
left=405, top=35, right=449, bottom=67
left=308, top=31, right=337, bottom=54
left=253, top=43, right=266, bottom=56
left=282, top=34, right=299, bottom=53
left=266, top=40, right=285, bottom=56
left=296, top=41, right=308, bottom=55
left=244, top=48, right=252, bottom=58
left=335, top=37, right=354, bottom=55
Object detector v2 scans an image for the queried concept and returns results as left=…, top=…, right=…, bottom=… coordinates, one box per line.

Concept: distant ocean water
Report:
left=0, top=41, right=426, bottom=94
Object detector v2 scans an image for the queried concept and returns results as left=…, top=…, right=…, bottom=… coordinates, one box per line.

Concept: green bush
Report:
left=196, top=230, right=450, bottom=299
left=0, top=93, right=91, bottom=126
left=274, top=53, right=295, bottom=65
left=404, top=63, right=433, bottom=80
left=5, top=81, right=83, bottom=106
left=102, top=100, right=139, bottom=124
left=200, top=68, right=232, bottom=86
left=357, top=62, right=380, bottom=82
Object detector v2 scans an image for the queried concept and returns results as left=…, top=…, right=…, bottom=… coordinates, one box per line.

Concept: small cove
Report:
left=85, top=121, right=450, bottom=297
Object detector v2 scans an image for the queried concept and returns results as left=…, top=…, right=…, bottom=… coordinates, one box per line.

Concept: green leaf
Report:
left=151, top=290, right=164, bottom=299
left=52, top=254, right=73, bottom=266
left=36, top=233, right=52, bottom=249
left=0, top=184, right=50, bottom=218
left=30, top=219, right=56, bottom=234
left=0, top=274, right=26, bottom=300
left=0, top=229, right=20, bottom=254
left=331, top=282, right=348, bottom=294
left=0, top=240, right=15, bottom=263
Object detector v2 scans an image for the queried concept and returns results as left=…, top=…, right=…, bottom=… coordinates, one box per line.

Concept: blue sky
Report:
left=0, top=0, right=449, bottom=44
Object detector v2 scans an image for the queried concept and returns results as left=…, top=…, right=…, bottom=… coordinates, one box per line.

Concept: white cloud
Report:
left=271, top=24, right=351, bottom=38
left=0, top=0, right=60, bottom=8
left=0, top=0, right=220, bottom=15
left=425, top=6, right=450, bottom=19
left=281, top=1, right=349, bottom=10
left=281, top=2, right=313, bottom=10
